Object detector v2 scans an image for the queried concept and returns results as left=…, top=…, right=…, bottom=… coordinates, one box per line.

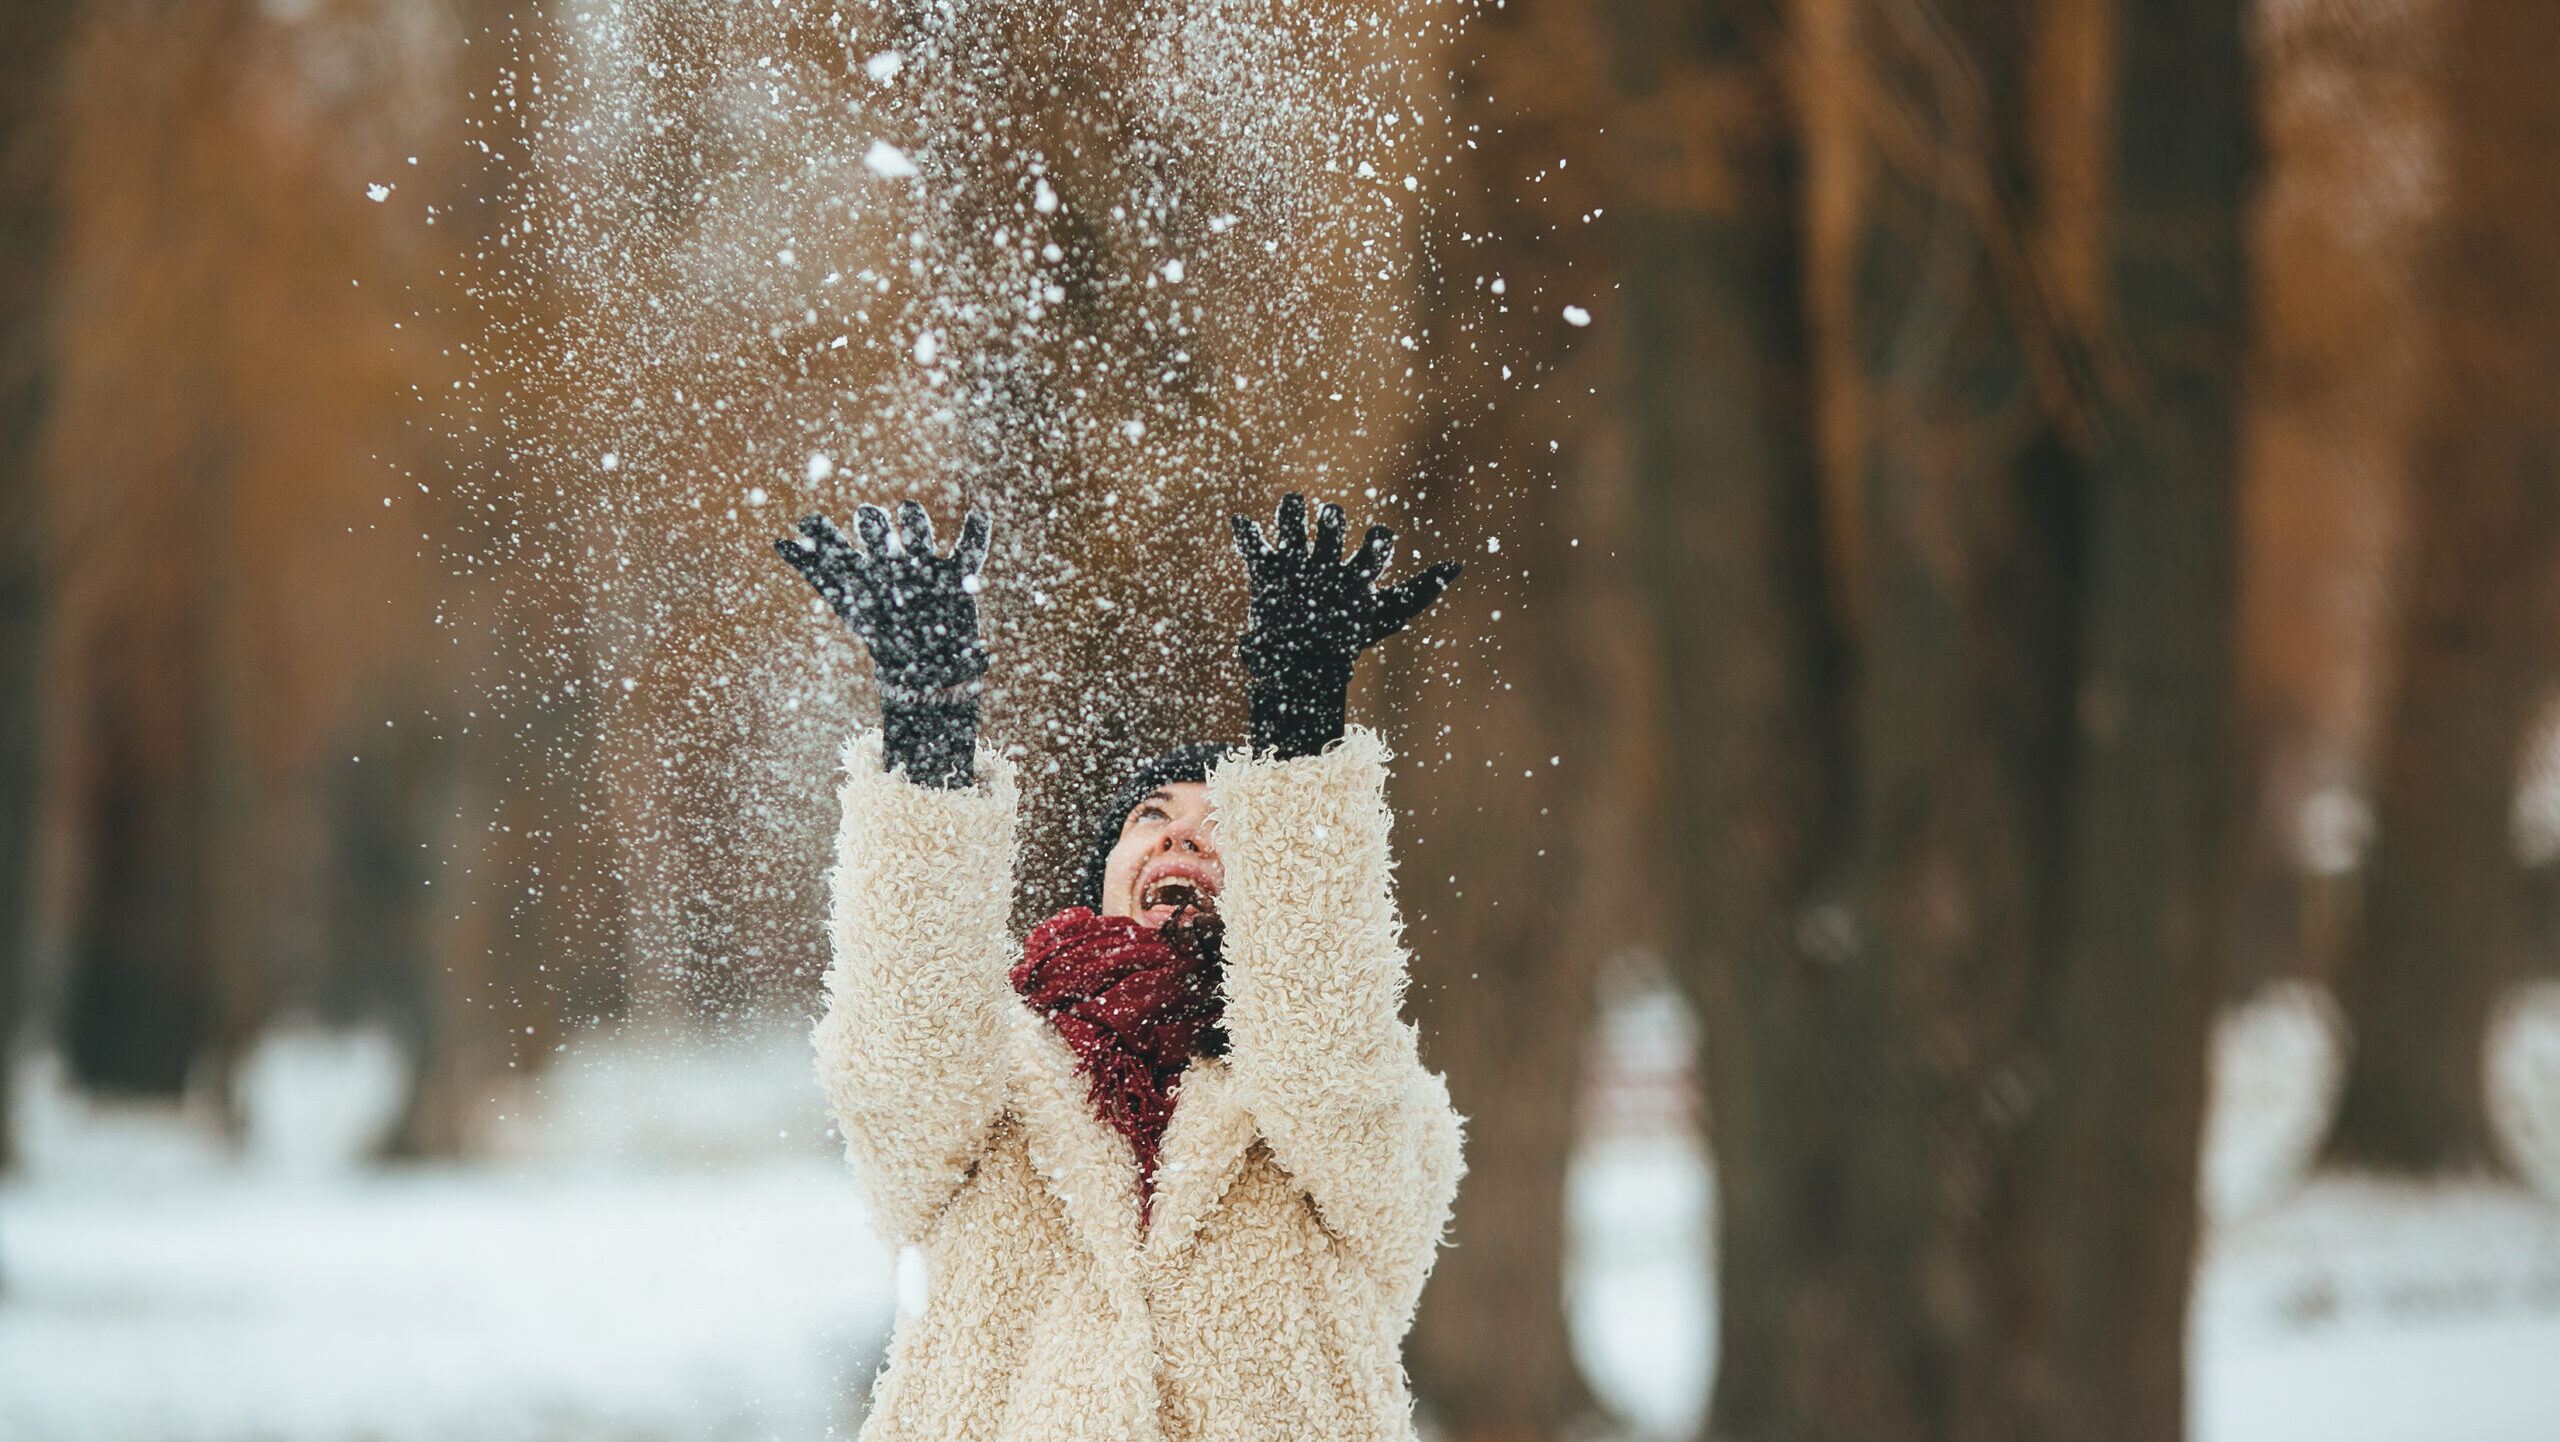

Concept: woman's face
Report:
left=1099, top=780, right=1222, bottom=929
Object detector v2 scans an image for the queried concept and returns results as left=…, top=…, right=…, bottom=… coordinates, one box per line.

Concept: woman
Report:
left=776, top=494, right=1464, bottom=1442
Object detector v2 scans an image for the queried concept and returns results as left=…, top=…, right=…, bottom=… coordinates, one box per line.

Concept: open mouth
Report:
left=1135, top=861, right=1221, bottom=920
left=1142, top=878, right=1212, bottom=913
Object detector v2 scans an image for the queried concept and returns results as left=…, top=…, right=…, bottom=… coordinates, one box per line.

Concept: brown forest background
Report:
left=4, top=1, right=2559, bottom=1441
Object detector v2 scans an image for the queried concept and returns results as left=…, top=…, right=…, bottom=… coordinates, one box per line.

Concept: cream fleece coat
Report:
left=814, top=726, right=1463, bottom=1442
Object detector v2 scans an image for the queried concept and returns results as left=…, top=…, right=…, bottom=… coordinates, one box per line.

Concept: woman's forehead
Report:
left=1125, top=779, right=1211, bottom=818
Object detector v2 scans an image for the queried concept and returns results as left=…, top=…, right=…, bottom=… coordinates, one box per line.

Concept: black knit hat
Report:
left=1074, top=741, right=1234, bottom=912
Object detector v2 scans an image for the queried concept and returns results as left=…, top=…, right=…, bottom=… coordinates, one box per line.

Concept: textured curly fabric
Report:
left=815, top=729, right=1463, bottom=1442
left=1011, top=907, right=1225, bottom=1215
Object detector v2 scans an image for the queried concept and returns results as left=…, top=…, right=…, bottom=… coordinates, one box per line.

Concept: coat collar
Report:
left=1007, top=1004, right=1144, bottom=1274
left=1002, top=1003, right=1260, bottom=1269
left=1144, top=1056, right=1259, bottom=1262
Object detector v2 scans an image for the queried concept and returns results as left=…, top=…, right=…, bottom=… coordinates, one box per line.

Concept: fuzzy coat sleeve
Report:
left=1207, top=726, right=1464, bottom=1318
left=812, top=731, right=1019, bottom=1245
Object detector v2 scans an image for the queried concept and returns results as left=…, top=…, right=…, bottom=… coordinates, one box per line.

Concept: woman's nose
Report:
left=1159, top=817, right=1212, bottom=854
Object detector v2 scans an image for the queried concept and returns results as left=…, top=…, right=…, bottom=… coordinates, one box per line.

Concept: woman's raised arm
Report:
left=780, top=499, right=1015, bottom=1240
left=1210, top=729, right=1464, bottom=1318
left=813, top=734, right=1019, bottom=1243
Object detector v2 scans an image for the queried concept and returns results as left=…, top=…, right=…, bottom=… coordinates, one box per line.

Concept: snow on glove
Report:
left=776, top=500, right=993, bottom=789
left=1229, top=492, right=1461, bottom=760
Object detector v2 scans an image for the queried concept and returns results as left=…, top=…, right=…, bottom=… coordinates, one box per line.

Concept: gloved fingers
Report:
left=1313, top=502, right=1347, bottom=564
left=1230, top=512, right=1270, bottom=561
left=955, top=510, right=993, bottom=575
left=854, top=503, right=894, bottom=555
left=1350, top=525, right=1395, bottom=584
left=794, top=512, right=856, bottom=563
left=783, top=515, right=859, bottom=591
left=774, top=535, right=830, bottom=592
left=1377, top=559, right=1463, bottom=630
left=895, top=499, right=935, bottom=556
left=1273, top=492, right=1309, bottom=554
left=776, top=528, right=869, bottom=614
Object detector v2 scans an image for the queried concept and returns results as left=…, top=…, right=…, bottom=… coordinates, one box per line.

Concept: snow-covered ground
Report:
left=2192, top=1174, right=2560, bottom=1442
left=1, top=1026, right=893, bottom=1442
left=1564, top=1146, right=2560, bottom=1442
left=5, top=981, right=2559, bottom=1442
left=1562, top=972, right=2560, bottom=1442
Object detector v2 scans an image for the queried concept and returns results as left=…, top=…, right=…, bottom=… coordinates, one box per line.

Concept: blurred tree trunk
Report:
left=380, top=0, right=601, bottom=1157
left=2012, top=1, right=2244, bottom=1432
left=1389, top=527, right=1620, bottom=1442
left=0, top=0, right=79, bottom=1164
left=47, top=6, right=262, bottom=1108
left=1661, top=0, right=2246, bottom=1438
left=1392, top=2, right=1633, bottom=1433
left=2227, top=0, right=2443, bottom=1001
left=42, top=0, right=500, bottom=1123
left=1609, top=1, right=1846, bottom=1432
left=2323, top=0, right=2560, bottom=1176
left=1714, top=0, right=2085, bottom=1432
left=61, top=576, right=228, bottom=1097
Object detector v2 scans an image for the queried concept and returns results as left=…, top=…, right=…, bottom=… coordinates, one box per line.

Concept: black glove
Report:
left=1229, top=493, right=1461, bottom=760
left=776, top=500, right=992, bottom=789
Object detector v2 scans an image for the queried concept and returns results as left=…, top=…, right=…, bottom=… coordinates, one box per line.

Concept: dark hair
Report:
left=1074, top=741, right=1233, bottom=912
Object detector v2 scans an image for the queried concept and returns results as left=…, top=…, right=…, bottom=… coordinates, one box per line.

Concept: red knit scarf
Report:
left=1011, top=906, right=1226, bottom=1216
